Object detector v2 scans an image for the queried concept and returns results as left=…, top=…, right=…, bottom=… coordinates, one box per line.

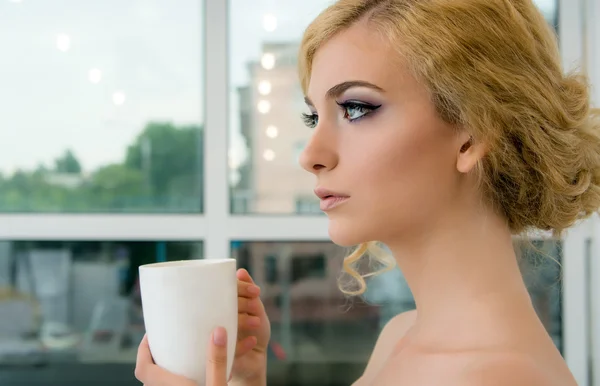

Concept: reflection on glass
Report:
left=266, top=125, right=279, bottom=138
left=232, top=240, right=562, bottom=385
left=88, top=68, right=102, bottom=84
left=55, top=34, right=71, bottom=52
left=262, top=14, right=278, bottom=32
left=228, top=0, right=559, bottom=215
left=263, top=149, right=276, bottom=161
left=519, top=239, right=563, bottom=351
left=112, top=91, right=126, bottom=106
left=0, top=1, right=204, bottom=213
left=535, top=0, right=559, bottom=27
left=261, top=53, right=276, bottom=70
left=258, top=80, right=272, bottom=96
left=229, top=0, right=325, bottom=215
left=233, top=241, right=374, bottom=384
left=257, top=100, right=271, bottom=114
left=0, top=240, right=202, bottom=368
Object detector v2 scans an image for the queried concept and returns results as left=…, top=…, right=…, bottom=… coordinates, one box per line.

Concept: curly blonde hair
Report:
left=298, top=0, right=600, bottom=295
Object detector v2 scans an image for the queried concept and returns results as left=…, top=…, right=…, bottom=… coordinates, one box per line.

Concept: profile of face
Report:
left=299, top=21, right=484, bottom=247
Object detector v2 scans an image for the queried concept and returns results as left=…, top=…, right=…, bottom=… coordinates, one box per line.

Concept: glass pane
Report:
left=228, top=0, right=559, bottom=215
left=0, top=240, right=202, bottom=385
left=519, top=239, right=563, bottom=353
left=535, top=0, right=559, bottom=29
left=0, top=1, right=204, bottom=213
left=232, top=240, right=563, bottom=385
left=228, top=0, right=329, bottom=214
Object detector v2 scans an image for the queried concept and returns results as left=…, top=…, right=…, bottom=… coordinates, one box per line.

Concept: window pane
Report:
left=0, top=1, right=204, bottom=213
left=0, top=240, right=202, bottom=385
left=232, top=240, right=562, bottom=385
left=520, top=239, right=563, bottom=352
left=228, top=0, right=559, bottom=215
left=535, top=0, right=559, bottom=29
left=228, top=1, right=328, bottom=214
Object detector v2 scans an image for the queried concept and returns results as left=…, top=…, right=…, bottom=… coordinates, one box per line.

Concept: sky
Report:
left=0, top=0, right=557, bottom=175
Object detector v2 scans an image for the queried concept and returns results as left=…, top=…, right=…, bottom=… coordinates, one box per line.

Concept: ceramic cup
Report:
left=139, top=259, right=238, bottom=384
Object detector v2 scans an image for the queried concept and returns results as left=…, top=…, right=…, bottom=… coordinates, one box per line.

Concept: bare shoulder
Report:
left=357, top=310, right=417, bottom=383
left=371, top=309, right=417, bottom=357
left=458, top=353, right=574, bottom=386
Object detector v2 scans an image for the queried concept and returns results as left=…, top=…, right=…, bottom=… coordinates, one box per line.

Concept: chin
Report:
left=327, top=217, right=369, bottom=247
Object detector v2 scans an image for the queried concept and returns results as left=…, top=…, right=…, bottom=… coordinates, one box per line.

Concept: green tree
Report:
left=54, top=149, right=82, bottom=174
left=0, top=169, right=74, bottom=212
left=0, top=122, right=203, bottom=213
left=125, top=122, right=203, bottom=211
left=86, top=164, right=150, bottom=211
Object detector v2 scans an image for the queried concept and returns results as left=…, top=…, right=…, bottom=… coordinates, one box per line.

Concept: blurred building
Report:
left=231, top=42, right=374, bottom=337
left=234, top=42, right=320, bottom=214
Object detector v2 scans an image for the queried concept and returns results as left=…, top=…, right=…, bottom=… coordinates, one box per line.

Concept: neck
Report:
left=384, top=203, right=537, bottom=344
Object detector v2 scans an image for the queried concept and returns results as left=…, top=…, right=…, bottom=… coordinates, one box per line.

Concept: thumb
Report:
left=205, top=327, right=228, bottom=385
left=236, top=268, right=255, bottom=284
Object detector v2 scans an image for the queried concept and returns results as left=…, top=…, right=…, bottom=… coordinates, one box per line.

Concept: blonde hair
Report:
left=298, top=0, right=600, bottom=295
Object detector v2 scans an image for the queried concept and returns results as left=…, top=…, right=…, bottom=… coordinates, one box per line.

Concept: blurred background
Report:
left=0, top=0, right=598, bottom=385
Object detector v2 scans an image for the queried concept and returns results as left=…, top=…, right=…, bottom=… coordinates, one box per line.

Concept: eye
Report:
left=301, top=112, right=318, bottom=129
left=337, top=101, right=381, bottom=122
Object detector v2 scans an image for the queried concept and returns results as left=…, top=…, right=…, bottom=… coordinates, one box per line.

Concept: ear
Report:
left=456, top=134, right=486, bottom=174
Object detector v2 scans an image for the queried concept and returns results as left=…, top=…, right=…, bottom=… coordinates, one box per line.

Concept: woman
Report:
left=135, top=0, right=600, bottom=384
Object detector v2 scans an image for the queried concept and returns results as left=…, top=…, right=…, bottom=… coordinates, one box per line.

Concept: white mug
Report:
left=139, top=259, right=238, bottom=384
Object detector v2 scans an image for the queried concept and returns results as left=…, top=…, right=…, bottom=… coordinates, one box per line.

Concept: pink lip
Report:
left=314, top=187, right=350, bottom=211
left=319, top=196, right=350, bottom=211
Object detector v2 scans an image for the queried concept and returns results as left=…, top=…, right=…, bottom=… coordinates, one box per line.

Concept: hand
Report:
left=230, top=269, right=271, bottom=384
left=134, top=327, right=230, bottom=386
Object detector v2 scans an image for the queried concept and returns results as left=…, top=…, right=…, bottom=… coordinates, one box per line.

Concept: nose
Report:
left=299, top=124, right=339, bottom=175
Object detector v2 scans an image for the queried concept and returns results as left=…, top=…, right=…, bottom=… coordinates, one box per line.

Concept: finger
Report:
left=136, top=335, right=154, bottom=366
left=235, top=335, right=258, bottom=358
left=135, top=335, right=153, bottom=382
left=236, top=268, right=255, bottom=283
left=239, top=314, right=261, bottom=330
left=206, top=327, right=228, bottom=386
left=135, top=336, right=180, bottom=385
left=238, top=296, right=262, bottom=315
left=238, top=279, right=260, bottom=299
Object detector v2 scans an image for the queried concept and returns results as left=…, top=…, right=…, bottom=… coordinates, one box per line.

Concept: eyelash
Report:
left=301, top=101, right=381, bottom=129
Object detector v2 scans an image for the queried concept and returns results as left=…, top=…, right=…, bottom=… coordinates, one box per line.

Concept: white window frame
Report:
left=0, top=0, right=594, bottom=381
left=560, top=0, right=600, bottom=382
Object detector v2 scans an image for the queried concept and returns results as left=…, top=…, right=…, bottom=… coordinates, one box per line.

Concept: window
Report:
left=232, top=240, right=563, bottom=383
left=295, top=195, right=321, bottom=214
left=2, top=0, right=594, bottom=384
left=228, top=0, right=559, bottom=215
left=535, top=0, right=559, bottom=29
left=0, top=240, right=202, bottom=373
left=293, top=140, right=307, bottom=167
left=0, top=1, right=204, bottom=213
left=228, top=0, right=328, bottom=214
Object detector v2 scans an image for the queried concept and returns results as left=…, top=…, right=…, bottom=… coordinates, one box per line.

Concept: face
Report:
left=300, top=21, right=476, bottom=246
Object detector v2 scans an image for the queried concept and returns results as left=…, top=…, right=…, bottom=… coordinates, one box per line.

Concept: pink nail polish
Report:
left=213, top=327, right=226, bottom=346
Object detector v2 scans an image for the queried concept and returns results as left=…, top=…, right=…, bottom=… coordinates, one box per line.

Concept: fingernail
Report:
left=248, top=286, right=260, bottom=295
left=213, top=327, right=226, bottom=346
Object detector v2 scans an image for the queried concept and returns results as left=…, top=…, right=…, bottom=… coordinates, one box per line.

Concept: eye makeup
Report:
left=301, top=82, right=385, bottom=128
left=301, top=99, right=382, bottom=128
left=336, top=99, right=382, bottom=122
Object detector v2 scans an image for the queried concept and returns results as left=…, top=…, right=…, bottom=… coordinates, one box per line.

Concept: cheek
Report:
left=357, top=123, right=457, bottom=223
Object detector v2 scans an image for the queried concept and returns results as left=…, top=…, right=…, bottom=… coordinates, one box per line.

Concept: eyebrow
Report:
left=304, top=80, right=385, bottom=107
